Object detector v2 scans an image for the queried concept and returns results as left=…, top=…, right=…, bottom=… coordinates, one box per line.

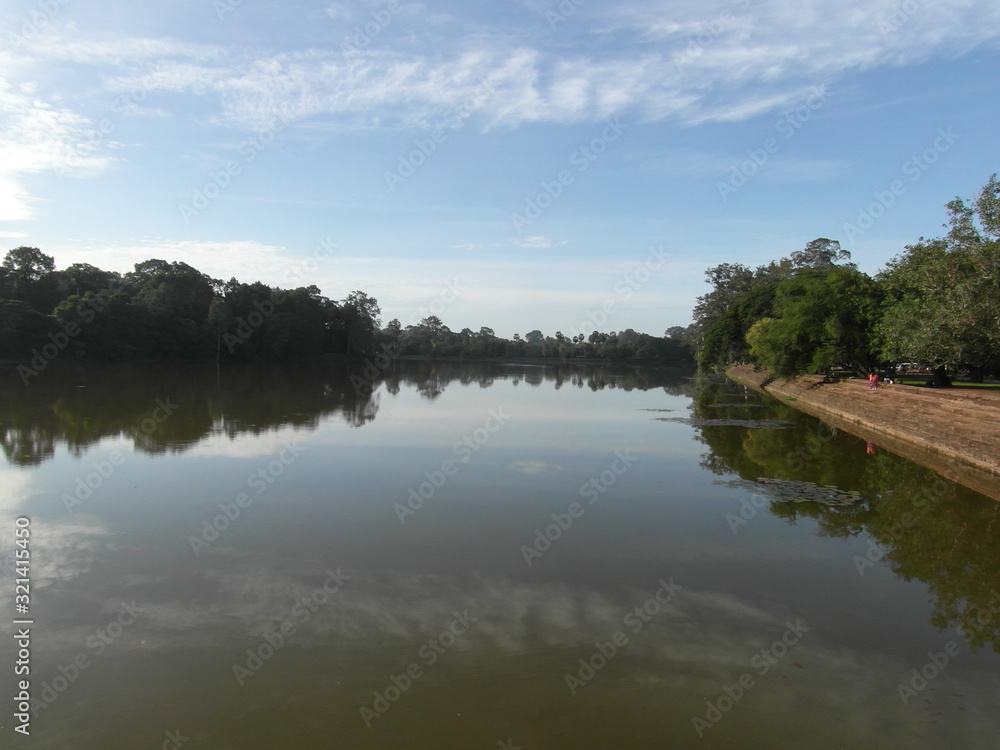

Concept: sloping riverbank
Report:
left=727, top=366, right=1000, bottom=503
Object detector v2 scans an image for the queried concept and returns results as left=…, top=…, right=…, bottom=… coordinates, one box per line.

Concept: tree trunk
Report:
left=968, top=365, right=985, bottom=383
left=928, top=365, right=951, bottom=387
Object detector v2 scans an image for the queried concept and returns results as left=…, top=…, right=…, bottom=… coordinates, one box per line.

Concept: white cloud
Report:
left=0, top=76, right=115, bottom=220
left=506, top=460, right=564, bottom=475
left=0, top=175, right=35, bottom=222
left=513, top=235, right=564, bottom=249
left=7, top=0, right=1000, bottom=142
left=324, top=3, right=351, bottom=21
left=3, top=0, right=998, bottom=227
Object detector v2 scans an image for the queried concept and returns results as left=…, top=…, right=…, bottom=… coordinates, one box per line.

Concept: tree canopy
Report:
left=689, top=176, right=1000, bottom=380
left=876, top=176, right=1000, bottom=376
left=0, top=249, right=694, bottom=368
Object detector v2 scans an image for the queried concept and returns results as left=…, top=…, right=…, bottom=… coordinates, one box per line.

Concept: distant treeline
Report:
left=0, top=253, right=693, bottom=378
left=681, top=174, right=1000, bottom=384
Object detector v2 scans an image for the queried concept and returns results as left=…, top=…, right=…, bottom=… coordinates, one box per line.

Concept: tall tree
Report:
left=341, top=290, right=382, bottom=356
left=877, top=176, right=1000, bottom=383
left=746, top=267, right=881, bottom=376
left=697, top=283, right=779, bottom=371
left=692, top=239, right=857, bottom=358
left=1, top=247, right=60, bottom=312
left=59, top=263, right=121, bottom=297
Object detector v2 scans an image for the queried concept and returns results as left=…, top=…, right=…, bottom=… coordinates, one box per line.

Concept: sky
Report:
left=2, top=0, right=999, bottom=338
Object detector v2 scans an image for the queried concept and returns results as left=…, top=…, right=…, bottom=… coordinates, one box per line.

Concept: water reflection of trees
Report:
left=0, top=362, right=379, bottom=466
left=0, top=361, right=693, bottom=466
left=379, top=360, right=694, bottom=398
left=692, top=376, right=1000, bottom=654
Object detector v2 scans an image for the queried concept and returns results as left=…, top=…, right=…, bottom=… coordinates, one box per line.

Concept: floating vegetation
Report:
left=640, top=408, right=675, bottom=412
left=656, top=417, right=795, bottom=429
left=721, top=477, right=866, bottom=507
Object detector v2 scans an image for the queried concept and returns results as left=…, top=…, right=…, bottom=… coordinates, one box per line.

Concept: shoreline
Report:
left=727, top=365, right=1000, bottom=503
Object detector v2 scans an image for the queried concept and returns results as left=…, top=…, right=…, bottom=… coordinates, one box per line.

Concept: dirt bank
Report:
left=727, top=365, right=1000, bottom=503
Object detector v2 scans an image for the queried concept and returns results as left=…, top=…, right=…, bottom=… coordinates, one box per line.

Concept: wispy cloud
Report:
left=4, top=0, right=999, bottom=228
left=13, top=0, right=999, bottom=137
left=513, top=235, right=565, bottom=249
left=0, top=77, right=113, bottom=220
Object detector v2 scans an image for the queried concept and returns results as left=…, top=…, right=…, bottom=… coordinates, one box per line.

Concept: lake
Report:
left=2, top=360, right=998, bottom=749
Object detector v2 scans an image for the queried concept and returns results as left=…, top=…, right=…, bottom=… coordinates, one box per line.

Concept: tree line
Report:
left=0, top=252, right=694, bottom=375
left=687, top=175, right=1000, bottom=384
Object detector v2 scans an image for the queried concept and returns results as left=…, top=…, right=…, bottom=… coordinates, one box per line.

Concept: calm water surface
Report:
left=1, top=361, right=998, bottom=749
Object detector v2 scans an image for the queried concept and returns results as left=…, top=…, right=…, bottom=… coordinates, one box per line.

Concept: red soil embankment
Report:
left=727, top=366, right=1000, bottom=502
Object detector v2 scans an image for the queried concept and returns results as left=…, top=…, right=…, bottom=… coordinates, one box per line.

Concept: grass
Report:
left=892, top=377, right=1000, bottom=391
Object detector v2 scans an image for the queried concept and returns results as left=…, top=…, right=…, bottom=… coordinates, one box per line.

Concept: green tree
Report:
left=59, top=263, right=121, bottom=297
left=697, top=283, right=778, bottom=371
left=128, top=260, right=218, bottom=324
left=877, top=177, right=1000, bottom=384
left=1, top=247, right=60, bottom=312
left=692, top=239, right=857, bottom=362
left=524, top=329, right=544, bottom=344
left=746, top=267, right=881, bottom=377
left=341, top=290, right=382, bottom=356
left=2, top=246, right=55, bottom=283
left=0, top=299, right=59, bottom=358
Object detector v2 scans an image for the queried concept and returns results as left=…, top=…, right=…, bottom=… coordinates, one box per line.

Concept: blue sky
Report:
left=2, top=0, right=999, bottom=337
